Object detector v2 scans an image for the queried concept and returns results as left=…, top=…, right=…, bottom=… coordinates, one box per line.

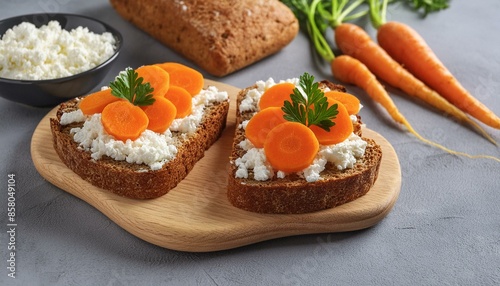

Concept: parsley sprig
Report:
left=109, top=67, right=155, bottom=106
left=282, top=73, right=339, bottom=131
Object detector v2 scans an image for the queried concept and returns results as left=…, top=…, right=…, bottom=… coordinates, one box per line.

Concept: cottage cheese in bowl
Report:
left=0, top=20, right=116, bottom=80
left=0, top=13, right=123, bottom=106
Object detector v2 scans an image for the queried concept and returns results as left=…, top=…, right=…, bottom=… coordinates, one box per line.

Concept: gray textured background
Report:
left=1, top=0, right=499, bottom=285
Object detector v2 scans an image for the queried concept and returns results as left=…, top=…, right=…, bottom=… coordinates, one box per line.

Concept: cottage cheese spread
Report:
left=234, top=78, right=367, bottom=182
left=60, top=86, right=229, bottom=170
left=0, top=21, right=116, bottom=80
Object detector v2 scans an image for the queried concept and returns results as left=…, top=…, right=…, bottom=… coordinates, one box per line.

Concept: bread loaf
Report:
left=51, top=92, right=229, bottom=199
left=227, top=81, right=383, bottom=214
left=109, top=0, right=299, bottom=76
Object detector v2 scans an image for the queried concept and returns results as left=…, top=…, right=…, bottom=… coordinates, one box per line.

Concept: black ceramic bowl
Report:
left=0, top=13, right=123, bottom=107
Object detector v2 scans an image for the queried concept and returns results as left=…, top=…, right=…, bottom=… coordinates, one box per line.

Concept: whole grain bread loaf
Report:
left=109, top=0, right=299, bottom=76
left=50, top=96, right=229, bottom=199
left=227, top=82, right=382, bottom=214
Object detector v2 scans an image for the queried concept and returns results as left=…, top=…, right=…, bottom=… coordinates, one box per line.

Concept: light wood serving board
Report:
left=31, top=79, right=401, bottom=252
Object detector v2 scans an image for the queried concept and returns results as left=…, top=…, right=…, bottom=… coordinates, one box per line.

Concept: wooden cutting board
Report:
left=31, top=79, right=401, bottom=252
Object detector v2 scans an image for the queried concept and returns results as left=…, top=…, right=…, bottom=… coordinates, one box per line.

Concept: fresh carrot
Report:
left=136, top=65, right=170, bottom=97
left=309, top=98, right=353, bottom=145
left=163, top=85, right=193, bottom=118
left=280, top=0, right=499, bottom=161
left=101, top=100, right=149, bottom=141
left=142, top=96, right=177, bottom=133
left=332, top=55, right=407, bottom=125
left=325, top=91, right=360, bottom=115
left=332, top=55, right=500, bottom=162
left=79, top=88, right=120, bottom=115
left=258, top=82, right=295, bottom=110
left=367, top=0, right=499, bottom=129
left=334, top=23, right=496, bottom=144
left=264, top=121, right=320, bottom=173
left=156, top=62, right=204, bottom=96
left=376, top=21, right=500, bottom=129
left=245, top=107, right=287, bottom=148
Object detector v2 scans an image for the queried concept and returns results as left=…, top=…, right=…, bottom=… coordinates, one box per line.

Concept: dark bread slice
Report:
left=109, top=0, right=299, bottom=77
left=50, top=96, right=229, bottom=199
left=227, top=81, right=382, bottom=214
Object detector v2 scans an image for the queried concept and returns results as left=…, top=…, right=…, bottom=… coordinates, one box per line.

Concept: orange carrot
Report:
left=101, top=100, right=149, bottom=141
left=245, top=107, right=287, bottom=148
left=164, top=85, right=193, bottom=118
left=332, top=55, right=500, bottom=162
left=324, top=91, right=360, bottom=115
left=264, top=122, right=319, bottom=173
left=258, top=82, right=295, bottom=110
left=309, top=99, right=353, bottom=145
left=377, top=21, right=500, bottom=129
left=156, top=62, right=204, bottom=96
left=142, top=96, right=177, bottom=133
left=136, top=65, right=170, bottom=97
left=279, top=0, right=498, bottom=160
left=332, top=55, right=407, bottom=125
left=334, top=23, right=496, bottom=144
left=79, top=88, right=120, bottom=115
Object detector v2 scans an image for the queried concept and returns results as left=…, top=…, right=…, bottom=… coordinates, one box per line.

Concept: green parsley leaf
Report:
left=109, top=67, right=155, bottom=106
left=282, top=72, right=338, bottom=132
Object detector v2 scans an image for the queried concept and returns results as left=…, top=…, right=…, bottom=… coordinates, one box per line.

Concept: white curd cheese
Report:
left=60, top=86, right=229, bottom=170
left=302, top=133, right=367, bottom=182
left=234, top=78, right=367, bottom=182
left=170, top=86, right=228, bottom=134
left=70, top=114, right=178, bottom=171
left=319, top=133, right=367, bottom=170
left=60, top=109, right=86, bottom=125
left=0, top=21, right=116, bottom=80
left=234, top=142, right=274, bottom=181
left=302, top=157, right=328, bottom=183
left=238, top=119, right=250, bottom=130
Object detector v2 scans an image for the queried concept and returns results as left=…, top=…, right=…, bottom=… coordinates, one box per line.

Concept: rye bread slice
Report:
left=109, top=0, right=299, bottom=76
left=227, top=81, right=382, bottom=214
left=50, top=95, right=229, bottom=199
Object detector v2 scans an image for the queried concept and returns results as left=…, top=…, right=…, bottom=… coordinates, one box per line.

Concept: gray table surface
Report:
left=1, top=1, right=499, bottom=285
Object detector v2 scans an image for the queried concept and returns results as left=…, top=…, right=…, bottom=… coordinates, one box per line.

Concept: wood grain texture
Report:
left=31, top=79, right=401, bottom=252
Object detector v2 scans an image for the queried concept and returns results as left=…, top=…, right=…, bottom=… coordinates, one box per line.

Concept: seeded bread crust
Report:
left=227, top=82, right=382, bottom=214
left=50, top=96, right=229, bottom=199
left=109, top=0, right=299, bottom=77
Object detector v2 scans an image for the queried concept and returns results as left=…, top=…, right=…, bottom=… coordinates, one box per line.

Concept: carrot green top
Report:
left=368, top=0, right=450, bottom=29
left=281, top=0, right=450, bottom=62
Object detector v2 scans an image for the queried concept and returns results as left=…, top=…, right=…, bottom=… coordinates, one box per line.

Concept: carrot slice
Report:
left=142, top=96, right=177, bottom=133
left=156, top=62, right=204, bottom=96
left=264, top=122, right=319, bottom=173
left=79, top=88, right=120, bottom=115
left=136, top=65, right=170, bottom=97
left=245, top=107, right=287, bottom=148
left=101, top=100, right=149, bottom=141
left=325, top=91, right=360, bottom=115
left=258, top=82, right=295, bottom=110
left=164, top=85, right=193, bottom=118
left=310, top=99, right=353, bottom=145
